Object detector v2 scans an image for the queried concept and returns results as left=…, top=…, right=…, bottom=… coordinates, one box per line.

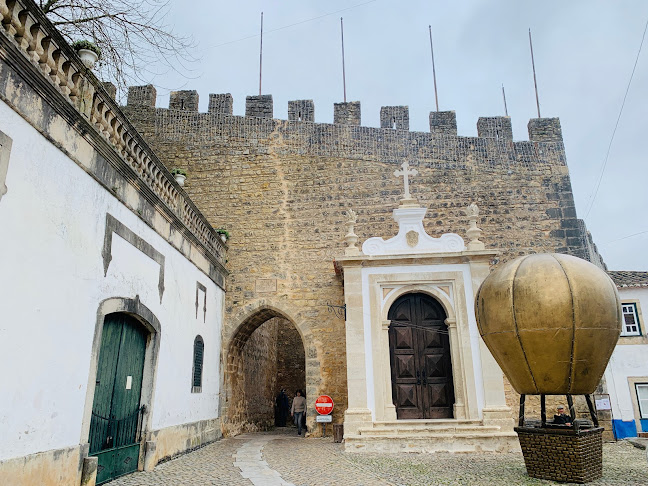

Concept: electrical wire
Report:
left=584, top=17, right=648, bottom=220
left=206, top=1, right=377, bottom=50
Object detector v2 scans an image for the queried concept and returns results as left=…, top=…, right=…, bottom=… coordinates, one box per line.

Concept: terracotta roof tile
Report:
left=607, top=271, right=648, bottom=288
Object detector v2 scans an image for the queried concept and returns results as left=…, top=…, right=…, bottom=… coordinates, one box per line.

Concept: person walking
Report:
left=291, top=389, right=306, bottom=435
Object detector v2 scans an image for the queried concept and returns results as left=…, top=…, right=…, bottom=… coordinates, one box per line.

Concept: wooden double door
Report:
left=89, top=313, right=147, bottom=484
left=388, top=293, right=455, bottom=419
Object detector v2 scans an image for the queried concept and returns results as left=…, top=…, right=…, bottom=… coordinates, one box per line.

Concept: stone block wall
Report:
left=429, top=111, right=457, bottom=136
left=246, top=95, right=273, bottom=118
left=169, top=90, right=199, bottom=111
left=275, top=320, right=306, bottom=398
left=124, top=90, right=592, bottom=431
left=227, top=318, right=278, bottom=434
left=380, top=106, right=409, bottom=130
left=208, top=94, right=233, bottom=115
left=288, top=100, right=314, bottom=122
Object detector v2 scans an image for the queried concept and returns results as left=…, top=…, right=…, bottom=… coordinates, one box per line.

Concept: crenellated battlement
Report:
left=125, top=85, right=565, bottom=170
left=128, top=86, right=563, bottom=145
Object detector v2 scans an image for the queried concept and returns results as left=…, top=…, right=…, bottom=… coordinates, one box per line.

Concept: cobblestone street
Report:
left=109, top=428, right=648, bottom=486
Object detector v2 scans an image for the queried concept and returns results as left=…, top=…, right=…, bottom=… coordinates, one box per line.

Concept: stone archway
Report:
left=222, top=305, right=315, bottom=436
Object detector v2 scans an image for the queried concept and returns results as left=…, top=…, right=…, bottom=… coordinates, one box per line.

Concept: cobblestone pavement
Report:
left=111, top=429, right=648, bottom=486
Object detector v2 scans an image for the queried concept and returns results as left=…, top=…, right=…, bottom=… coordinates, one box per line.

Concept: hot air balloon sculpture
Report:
left=476, top=253, right=622, bottom=483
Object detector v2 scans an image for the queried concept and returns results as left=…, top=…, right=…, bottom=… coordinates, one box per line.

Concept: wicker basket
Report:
left=514, top=426, right=603, bottom=483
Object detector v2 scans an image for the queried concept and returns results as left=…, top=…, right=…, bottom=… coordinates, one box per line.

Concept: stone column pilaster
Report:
left=342, top=261, right=373, bottom=434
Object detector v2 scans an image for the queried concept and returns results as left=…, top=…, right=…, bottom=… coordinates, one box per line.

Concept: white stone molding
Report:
left=362, top=206, right=465, bottom=255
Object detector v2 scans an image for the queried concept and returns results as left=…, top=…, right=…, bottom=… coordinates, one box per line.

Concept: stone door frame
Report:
left=340, top=251, right=513, bottom=434
left=80, top=296, right=161, bottom=468
left=373, top=272, right=478, bottom=423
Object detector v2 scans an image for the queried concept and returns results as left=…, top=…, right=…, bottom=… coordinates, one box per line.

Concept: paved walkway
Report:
left=111, top=429, right=648, bottom=485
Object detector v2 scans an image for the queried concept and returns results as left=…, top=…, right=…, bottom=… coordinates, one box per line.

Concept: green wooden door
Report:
left=89, top=313, right=147, bottom=484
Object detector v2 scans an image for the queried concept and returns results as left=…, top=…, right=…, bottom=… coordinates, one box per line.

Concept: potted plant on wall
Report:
left=72, top=40, right=101, bottom=69
left=171, top=168, right=187, bottom=186
left=216, top=229, right=229, bottom=243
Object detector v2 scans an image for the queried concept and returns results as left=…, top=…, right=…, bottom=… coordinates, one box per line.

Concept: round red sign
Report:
left=314, top=395, right=334, bottom=415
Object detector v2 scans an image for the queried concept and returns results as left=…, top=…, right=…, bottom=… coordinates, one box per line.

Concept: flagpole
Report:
left=259, top=12, right=263, bottom=96
left=429, top=25, right=439, bottom=111
left=341, top=17, right=347, bottom=103
left=529, top=29, right=541, bottom=118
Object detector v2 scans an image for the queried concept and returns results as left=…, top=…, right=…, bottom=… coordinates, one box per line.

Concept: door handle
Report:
left=416, top=371, right=421, bottom=385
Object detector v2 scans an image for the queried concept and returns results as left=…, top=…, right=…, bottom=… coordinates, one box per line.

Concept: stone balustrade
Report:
left=0, top=0, right=226, bottom=265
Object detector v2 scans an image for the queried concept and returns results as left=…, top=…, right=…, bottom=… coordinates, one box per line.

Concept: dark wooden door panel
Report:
left=388, top=293, right=454, bottom=420
left=395, top=384, right=423, bottom=419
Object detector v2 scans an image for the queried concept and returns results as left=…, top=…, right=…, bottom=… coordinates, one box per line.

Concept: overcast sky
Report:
left=147, top=1, right=647, bottom=270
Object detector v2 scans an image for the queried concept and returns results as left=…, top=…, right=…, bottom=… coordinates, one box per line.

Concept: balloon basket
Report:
left=515, top=393, right=603, bottom=483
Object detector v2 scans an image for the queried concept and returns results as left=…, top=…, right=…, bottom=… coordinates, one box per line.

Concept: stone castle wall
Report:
left=124, top=87, right=590, bottom=430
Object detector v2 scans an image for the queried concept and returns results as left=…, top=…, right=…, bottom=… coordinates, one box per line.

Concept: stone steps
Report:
left=345, top=432, right=520, bottom=453
left=345, top=419, right=519, bottom=453
left=356, top=424, right=502, bottom=436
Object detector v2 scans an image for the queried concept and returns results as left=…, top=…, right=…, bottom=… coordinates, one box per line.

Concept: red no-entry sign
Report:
left=315, top=395, right=334, bottom=415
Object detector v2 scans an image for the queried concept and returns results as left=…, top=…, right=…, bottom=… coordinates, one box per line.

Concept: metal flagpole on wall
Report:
left=341, top=17, right=347, bottom=103
left=429, top=25, right=439, bottom=112
left=259, top=12, right=263, bottom=96
left=502, top=84, right=509, bottom=116
left=529, top=29, right=541, bottom=118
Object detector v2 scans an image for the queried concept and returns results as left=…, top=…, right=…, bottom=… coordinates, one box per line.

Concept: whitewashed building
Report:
left=0, top=1, right=227, bottom=484
left=604, top=272, right=648, bottom=439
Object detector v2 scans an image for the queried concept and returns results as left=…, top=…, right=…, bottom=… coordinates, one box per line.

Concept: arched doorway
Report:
left=224, top=309, right=306, bottom=436
left=89, top=312, right=149, bottom=484
left=388, top=293, right=454, bottom=419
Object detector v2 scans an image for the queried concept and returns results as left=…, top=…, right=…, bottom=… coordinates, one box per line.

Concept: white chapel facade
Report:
left=338, top=162, right=517, bottom=452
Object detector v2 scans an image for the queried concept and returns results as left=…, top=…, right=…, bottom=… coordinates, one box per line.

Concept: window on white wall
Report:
left=621, top=303, right=641, bottom=336
left=636, top=384, right=648, bottom=419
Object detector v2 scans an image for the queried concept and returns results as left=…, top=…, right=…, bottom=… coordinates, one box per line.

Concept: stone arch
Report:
left=221, top=299, right=318, bottom=436
left=80, top=295, right=161, bottom=452
left=382, top=284, right=457, bottom=324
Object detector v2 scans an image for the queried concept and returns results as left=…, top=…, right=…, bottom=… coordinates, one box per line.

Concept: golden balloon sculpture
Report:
left=475, top=253, right=622, bottom=483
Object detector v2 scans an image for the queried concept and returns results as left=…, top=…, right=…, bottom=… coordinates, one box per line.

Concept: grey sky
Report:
left=148, top=0, right=647, bottom=270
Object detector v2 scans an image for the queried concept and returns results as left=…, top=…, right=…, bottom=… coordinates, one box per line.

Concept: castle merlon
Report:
left=127, top=86, right=564, bottom=144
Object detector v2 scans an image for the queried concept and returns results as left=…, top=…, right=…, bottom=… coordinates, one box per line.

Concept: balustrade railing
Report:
left=0, top=0, right=226, bottom=266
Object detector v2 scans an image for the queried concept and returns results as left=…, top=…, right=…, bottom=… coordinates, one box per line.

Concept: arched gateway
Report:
left=222, top=306, right=309, bottom=436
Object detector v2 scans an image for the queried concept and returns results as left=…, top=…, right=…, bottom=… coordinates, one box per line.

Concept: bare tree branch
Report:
left=38, top=0, right=198, bottom=99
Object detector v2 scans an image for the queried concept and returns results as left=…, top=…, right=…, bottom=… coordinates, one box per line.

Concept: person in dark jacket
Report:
left=275, top=389, right=289, bottom=427
left=553, top=405, right=572, bottom=426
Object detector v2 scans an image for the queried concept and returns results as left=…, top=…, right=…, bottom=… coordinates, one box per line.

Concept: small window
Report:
left=192, top=335, right=204, bottom=393
left=636, top=384, right=648, bottom=419
left=621, top=303, right=641, bottom=336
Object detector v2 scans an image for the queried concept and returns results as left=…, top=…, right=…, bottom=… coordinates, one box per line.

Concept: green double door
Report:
left=89, top=313, right=148, bottom=484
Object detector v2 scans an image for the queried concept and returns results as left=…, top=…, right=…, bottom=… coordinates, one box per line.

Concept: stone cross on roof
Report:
left=394, top=161, right=418, bottom=206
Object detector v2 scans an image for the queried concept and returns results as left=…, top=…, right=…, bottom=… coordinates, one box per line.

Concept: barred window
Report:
left=621, top=304, right=641, bottom=336
left=192, top=335, right=204, bottom=393
left=636, top=384, right=648, bottom=419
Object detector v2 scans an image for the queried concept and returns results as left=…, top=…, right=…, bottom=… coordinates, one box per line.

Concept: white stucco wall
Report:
left=0, top=99, right=224, bottom=461
left=603, top=287, right=648, bottom=423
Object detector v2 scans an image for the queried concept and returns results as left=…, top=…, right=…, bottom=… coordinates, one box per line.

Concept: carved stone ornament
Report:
left=362, top=206, right=465, bottom=256
left=344, top=208, right=361, bottom=255
left=466, top=202, right=485, bottom=250
left=406, top=230, right=419, bottom=247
